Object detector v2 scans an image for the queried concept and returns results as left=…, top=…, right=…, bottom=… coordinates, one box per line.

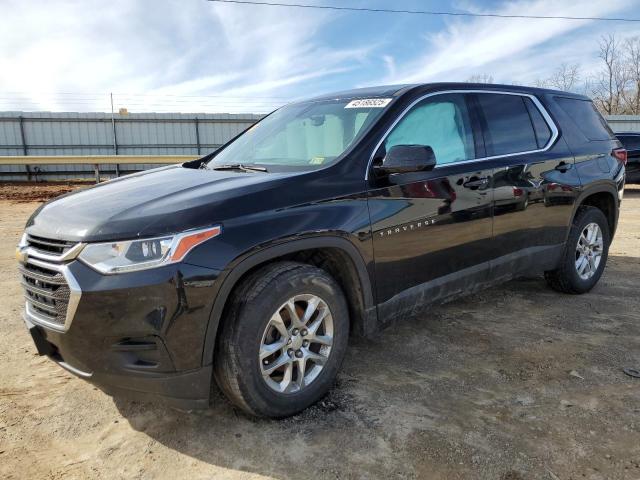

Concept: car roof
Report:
left=303, top=84, right=416, bottom=102
left=301, top=82, right=590, bottom=103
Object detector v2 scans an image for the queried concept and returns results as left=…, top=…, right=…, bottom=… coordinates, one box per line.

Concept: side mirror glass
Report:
left=374, top=145, right=436, bottom=175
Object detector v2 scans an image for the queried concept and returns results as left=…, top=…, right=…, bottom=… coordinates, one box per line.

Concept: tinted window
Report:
left=384, top=93, right=475, bottom=165
left=618, top=135, right=640, bottom=151
left=524, top=98, right=552, bottom=148
left=555, top=97, right=614, bottom=141
left=477, top=93, right=538, bottom=156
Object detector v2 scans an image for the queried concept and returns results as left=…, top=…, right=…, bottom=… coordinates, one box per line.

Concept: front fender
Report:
left=199, top=235, right=376, bottom=367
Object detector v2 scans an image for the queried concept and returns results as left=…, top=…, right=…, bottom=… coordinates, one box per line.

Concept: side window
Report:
left=523, top=98, right=551, bottom=148
left=476, top=93, right=539, bottom=156
left=384, top=93, right=476, bottom=165
left=555, top=97, right=614, bottom=141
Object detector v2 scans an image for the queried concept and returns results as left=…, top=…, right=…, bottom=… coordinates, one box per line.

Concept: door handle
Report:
left=463, top=177, right=489, bottom=189
left=555, top=162, right=572, bottom=172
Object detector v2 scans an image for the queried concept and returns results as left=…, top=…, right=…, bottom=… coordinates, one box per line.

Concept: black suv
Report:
left=616, top=132, right=640, bottom=183
left=18, top=84, right=626, bottom=417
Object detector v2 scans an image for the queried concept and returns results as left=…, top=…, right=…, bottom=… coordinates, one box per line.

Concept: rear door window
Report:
left=555, top=97, right=615, bottom=141
left=476, top=93, right=539, bottom=156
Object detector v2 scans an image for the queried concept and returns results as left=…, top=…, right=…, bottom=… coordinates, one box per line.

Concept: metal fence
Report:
left=607, top=115, right=640, bottom=133
left=0, top=111, right=262, bottom=180
left=0, top=112, right=638, bottom=182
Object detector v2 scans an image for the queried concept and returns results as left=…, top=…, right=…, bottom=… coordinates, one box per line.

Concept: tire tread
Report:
left=214, top=261, right=346, bottom=417
left=545, top=206, right=609, bottom=294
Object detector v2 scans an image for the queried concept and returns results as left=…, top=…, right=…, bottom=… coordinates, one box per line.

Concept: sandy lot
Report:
left=1, top=184, right=640, bottom=480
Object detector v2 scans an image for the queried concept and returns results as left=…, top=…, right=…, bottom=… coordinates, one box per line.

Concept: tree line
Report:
left=467, top=35, right=640, bottom=115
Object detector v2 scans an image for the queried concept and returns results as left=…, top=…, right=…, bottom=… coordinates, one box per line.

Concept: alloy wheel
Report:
left=575, top=222, right=603, bottom=280
left=259, top=294, right=334, bottom=393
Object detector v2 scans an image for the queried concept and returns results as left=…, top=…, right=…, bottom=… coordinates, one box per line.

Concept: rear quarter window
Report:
left=554, top=97, right=615, bottom=141
left=523, top=97, right=552, bottom=148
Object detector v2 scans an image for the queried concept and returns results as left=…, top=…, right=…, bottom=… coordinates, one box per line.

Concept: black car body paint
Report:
left=616, top=133, right=640, bottom=183
left=19, top=83, right=624, bottom=408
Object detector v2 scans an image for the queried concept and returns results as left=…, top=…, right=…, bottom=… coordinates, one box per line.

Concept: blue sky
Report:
left=1, top=0, right=639, bottom=113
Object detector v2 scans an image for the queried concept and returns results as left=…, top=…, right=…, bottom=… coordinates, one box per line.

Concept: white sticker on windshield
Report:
left=345, top=98, right=392, bottom=109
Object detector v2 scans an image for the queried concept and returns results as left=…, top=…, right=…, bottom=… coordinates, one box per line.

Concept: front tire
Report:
left=214, top=261, right=349, bottom=418
left=545, top=206, right=610, bottom=294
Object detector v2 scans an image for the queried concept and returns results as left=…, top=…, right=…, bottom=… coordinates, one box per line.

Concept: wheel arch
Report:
left=201, top=236, right=376, bottom=367
left=572, top=183, right=619, bottom=238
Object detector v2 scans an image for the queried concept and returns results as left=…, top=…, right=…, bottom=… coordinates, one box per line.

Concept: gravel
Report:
left=1, top=185, right=639, bottom=479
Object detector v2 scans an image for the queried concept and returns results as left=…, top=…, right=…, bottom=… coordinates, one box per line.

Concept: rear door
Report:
left=472, top=92, right=579, bottom=280
left=367, top=92, right=494, bottom=323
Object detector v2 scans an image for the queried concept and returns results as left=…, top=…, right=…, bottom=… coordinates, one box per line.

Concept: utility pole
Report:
left=110, top=92, right=119, bottom=178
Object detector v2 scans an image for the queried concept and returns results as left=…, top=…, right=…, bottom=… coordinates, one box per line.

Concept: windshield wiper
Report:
left=210, top=164, right=268, bottom=173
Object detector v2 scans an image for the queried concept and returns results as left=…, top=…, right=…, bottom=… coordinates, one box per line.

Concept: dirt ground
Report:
left=0, top=181, right=91, bottom=203
left=1, top=184, right=640, bottom=480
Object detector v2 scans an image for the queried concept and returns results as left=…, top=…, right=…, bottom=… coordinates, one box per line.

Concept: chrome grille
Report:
left=20, top=262, right=70, bottom=326
left=26, top=234, right=76, bottom=256
left=18, top=235, right=83, bottom=331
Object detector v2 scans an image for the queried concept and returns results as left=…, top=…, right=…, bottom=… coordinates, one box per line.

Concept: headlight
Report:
left=78, top=226, right=221, bottom=274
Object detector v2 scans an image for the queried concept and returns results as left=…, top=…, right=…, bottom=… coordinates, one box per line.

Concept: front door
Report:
left=367, top=92, right=493, bottom=324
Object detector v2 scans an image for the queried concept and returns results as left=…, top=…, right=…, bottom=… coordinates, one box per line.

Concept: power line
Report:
left=207, top=0, right=640, bottom=22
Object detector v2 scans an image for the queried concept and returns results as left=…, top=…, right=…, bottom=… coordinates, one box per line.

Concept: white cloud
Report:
left=382, top=55, right=396, bottom=79
left=0, top=0, right=371, bottom=112
left=381, top=0, right=636, bottom=85
left=2, top=0, right=638, bottom=113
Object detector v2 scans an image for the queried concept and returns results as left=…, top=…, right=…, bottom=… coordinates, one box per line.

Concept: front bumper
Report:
left=21, top=251, right=221, bottom=409
left=26, top=317, right=212, bottom=409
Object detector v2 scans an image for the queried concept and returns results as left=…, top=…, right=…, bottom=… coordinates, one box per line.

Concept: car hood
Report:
left=26, top=165, right=299, bottom=242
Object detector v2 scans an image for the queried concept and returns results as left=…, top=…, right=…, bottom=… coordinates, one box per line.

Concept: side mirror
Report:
left=374, top=145, right=436, bottom=175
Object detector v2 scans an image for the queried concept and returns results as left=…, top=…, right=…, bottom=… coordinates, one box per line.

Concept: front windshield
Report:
left=206, top=98, right=391, bottom=171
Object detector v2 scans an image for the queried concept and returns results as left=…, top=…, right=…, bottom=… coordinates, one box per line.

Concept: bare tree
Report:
left=591, top=34, right=628, bottom=115
left=461, top=36, right=640, bottom=114
left=550, top=63, right=581, bottom=91
left=534, top=63, right=581, bottom=92
left=623, top=36, right=640, bottom=115
left=466, top=74, right=494, bottom=84
left=526, top=35, right=640, bottom=114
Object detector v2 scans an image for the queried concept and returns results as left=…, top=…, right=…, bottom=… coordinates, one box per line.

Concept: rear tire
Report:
left=544, top=206, right=610, bottom=294
left=214, top=261, right=349, bottom=418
